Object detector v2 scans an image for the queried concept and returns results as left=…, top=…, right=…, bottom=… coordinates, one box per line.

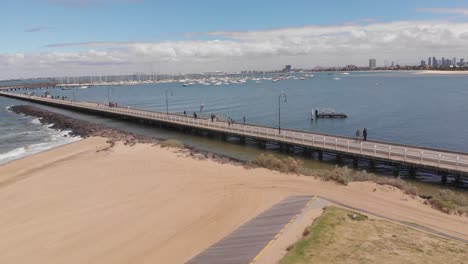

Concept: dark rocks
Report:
left=9, top=105, right=244, bottom=166
left=10, top=105, right=158, bottom=146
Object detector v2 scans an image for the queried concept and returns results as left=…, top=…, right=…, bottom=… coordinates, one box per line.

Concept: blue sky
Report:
left=2, top=0, right=468, bottom=52
left=1, top=0, right=468, bottom=78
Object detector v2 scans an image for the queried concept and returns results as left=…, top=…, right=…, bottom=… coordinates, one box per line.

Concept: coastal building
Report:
left=428, top=57, right=432, bottom=66
left=282, top=65, right=291, bottom=72
left=420, top=60, right=426, bottom=66
left=369, top=59, right=377, bottom=69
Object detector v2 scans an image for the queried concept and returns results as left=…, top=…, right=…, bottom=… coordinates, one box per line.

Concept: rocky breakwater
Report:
left=10, top=105, right=157, bottom=146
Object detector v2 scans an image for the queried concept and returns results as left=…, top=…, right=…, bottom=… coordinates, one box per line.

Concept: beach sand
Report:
left=414, top=70, right=468, bottom=75
left=0, top=137, right=467, bottom=264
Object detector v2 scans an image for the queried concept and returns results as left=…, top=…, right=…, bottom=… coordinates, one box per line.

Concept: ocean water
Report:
left=1, top=71, right=468, bottom=168
left=0, top=97, right=81, bottom=165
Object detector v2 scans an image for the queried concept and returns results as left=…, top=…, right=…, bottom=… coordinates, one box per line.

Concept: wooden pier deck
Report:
left=2, top=91, right=468, bottom=176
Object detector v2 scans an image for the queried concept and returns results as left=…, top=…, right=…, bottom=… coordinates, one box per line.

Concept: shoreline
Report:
left=413, top=70, right=468, bottom=75
left=5, top=105, right=243, bottom=166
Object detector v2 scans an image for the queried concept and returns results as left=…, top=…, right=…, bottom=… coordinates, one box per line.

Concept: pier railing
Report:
left=3, top=91, right=468, bottom=174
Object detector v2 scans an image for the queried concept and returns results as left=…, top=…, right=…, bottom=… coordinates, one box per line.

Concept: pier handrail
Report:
left=2, top=91, right=468, bottom=174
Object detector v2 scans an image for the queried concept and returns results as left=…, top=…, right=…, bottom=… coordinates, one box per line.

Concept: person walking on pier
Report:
left=363, top=128, right=368, bottom=141
left=355, top=129, right=361, bottom=143
left=243, top=116, right=246, bottom=125
left=184, top=110, right=187, bottom=116
left=193, top=112, right=197, bottom=119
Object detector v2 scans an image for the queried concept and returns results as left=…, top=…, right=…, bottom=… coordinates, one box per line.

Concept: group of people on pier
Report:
left=355, top=128, right=368, bottom=142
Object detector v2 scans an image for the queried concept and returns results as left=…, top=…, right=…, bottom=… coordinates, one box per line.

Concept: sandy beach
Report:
left=414, top=70, right=468, bottom=75
left=0, top=137, right=467, bottom=264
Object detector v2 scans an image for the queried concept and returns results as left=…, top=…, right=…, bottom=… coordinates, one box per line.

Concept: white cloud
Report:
left=2, top=20, right=468, bottom=79
left=418, top=8, right=468, bottom=16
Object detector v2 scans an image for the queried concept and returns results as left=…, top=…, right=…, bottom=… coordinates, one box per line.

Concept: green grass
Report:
left=428, top=190, right=468, bottom=216
left=281, top=207, right=346, bottom=264
left=281, top=206, right=468, bottom=264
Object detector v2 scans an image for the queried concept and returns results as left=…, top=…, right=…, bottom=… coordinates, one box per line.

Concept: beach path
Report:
left=186, top=195, right=314, bottom=264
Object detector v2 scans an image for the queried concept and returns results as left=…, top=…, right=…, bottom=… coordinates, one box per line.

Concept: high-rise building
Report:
left=369, top=59, right=377, bottom=69
left=428, top=57, right=432, bottom=66
left=283, top=65, right=291, bottom=72
left=391, top=61, right=394, bottom=67
left=453, top=58, right=456, bottom=65
left=420, top=60, right=426, bottom=66
left=433, top=57, right=437, bottom=66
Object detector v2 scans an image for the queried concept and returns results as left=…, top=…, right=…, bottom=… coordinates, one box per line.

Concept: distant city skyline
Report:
left=1, top=1, right=468, bottom=79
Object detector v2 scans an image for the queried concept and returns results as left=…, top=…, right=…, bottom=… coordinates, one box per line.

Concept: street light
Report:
left=278, top=91, right=287, bottom=134
left=107, top=86, right=110, bottom=105
left=72, top=86, right=76, bottom=103
left=165, top=88, right=174, bottom=115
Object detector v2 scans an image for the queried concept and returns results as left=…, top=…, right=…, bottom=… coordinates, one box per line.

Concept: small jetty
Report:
left=312, top=108, right=347, bottom=119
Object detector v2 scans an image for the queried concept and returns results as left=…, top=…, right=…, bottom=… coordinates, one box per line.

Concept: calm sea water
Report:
left=1, top=71, right=468, bottom=184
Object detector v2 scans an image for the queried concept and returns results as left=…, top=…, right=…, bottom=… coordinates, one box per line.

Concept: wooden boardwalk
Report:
left=2, top=91, right=468, bottom=175
left=186, top=196, right=314, bottom=264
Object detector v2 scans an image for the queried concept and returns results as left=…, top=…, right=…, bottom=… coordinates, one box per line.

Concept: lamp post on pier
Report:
left=107, top=86, right=110, bottom=106
left=278, top=91, right=287, bottom=134
left=165, top=88, right=174, bottom=115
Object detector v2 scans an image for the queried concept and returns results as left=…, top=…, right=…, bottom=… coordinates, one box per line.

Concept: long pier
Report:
left=0, top=82, right=57, bottom=91
left=1, top=91, right=468, bottom=182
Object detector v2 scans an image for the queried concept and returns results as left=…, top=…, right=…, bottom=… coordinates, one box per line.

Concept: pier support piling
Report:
left=353, top=157, right=359, bottom=168
left=369, top=160, right=376, bottom=171
left=454, top=174, right=462, bottom=185
left=239, top=137, right=246, bottom=145
left=441, top=172, right=448, bottom=185
left=317, top=150, right=323, bottom=161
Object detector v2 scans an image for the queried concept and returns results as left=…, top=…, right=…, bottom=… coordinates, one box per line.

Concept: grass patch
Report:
left=248, top=154, right=418, bottom=195
left=248, top=154, right=304, bottom=174
left=160, top=139, right=184, bottom=149
left=281, top=206, right=467, bottom=264
left=427, top=190, right=468, bottom=216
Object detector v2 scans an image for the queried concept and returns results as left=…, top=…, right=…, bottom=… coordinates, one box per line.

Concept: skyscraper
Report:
left=433, top=57, right=437, bottom=66
left=428, top=57, right=431, bottom=66
left=369, top=59, right=377, bottom=69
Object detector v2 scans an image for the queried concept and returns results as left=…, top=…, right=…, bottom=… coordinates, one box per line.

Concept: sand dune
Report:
left=0, top=137, right=466, bottom=264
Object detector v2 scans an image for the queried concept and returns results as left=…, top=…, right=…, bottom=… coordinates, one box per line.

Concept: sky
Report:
left=1, top=0, right=468, bottom=79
